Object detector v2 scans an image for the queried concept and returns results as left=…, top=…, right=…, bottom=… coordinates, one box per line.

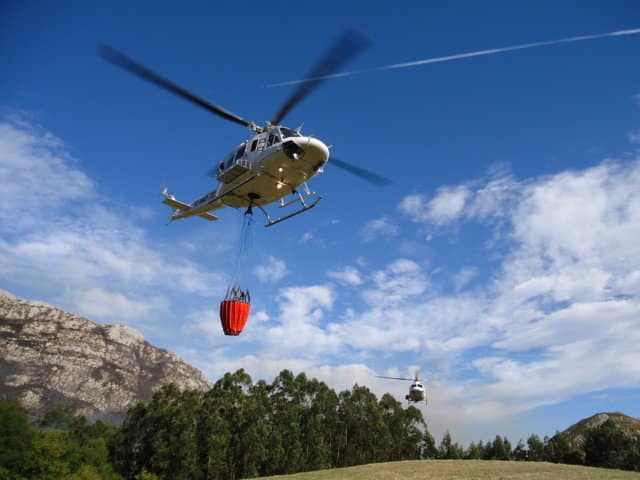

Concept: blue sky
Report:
left=2, top=1, right=640, bottom=444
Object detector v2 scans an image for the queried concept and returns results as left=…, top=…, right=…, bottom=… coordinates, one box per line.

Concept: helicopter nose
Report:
left=282, top=136, right=329, bottom=166
left=301, top=136, right=329, bottom=164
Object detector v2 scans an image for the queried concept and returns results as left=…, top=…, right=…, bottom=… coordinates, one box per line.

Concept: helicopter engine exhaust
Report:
left=282, top=140, right=305, bottom=161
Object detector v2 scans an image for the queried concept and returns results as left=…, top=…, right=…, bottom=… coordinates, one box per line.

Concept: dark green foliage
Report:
left=40, top=408, right=74, bottom=430
left=527, top=434, right=545, bottom=461
left=0, top=400, right=35, bottom=478
left=112, top=370, right=433, bottom=479
left=464, top=441, right=482, bottom=460
left=512, top=439, right=526, bottom=461
left=543, top=432, right=584, bottom=465
left=0, top=400, right=121, bottom=479
left=437, top=431, right=464, bottom=459
left=423, top=427, right=438, bottom=459
left=6, top=379, right=640, bottom=478
left=584, top=418, right=640, bottom=471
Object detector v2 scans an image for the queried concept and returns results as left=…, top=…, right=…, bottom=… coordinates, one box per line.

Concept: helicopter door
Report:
left=255, top=134, right=267, bottom=152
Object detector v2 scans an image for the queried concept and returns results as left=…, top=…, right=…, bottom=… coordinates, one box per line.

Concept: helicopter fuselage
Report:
left=407, top=381, right=426, bottom=403
left=163, top=126, right=329, bottom=226
left=215, top=127, right=329, bottom=208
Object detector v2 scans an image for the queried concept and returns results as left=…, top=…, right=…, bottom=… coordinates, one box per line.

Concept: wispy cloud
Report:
left=0, top=120, right=94, bottom=225
left=327, top=266, right=363, bottom=286
left=0, top=117, right=226, bottom=323
left=452, top=266, right=478, bottom=291
left=299, top=231, right=314, bottom=244
left=399, top=185, right=471, bottom=226
left=253, top=255, right=289, bottom=283
left=359, top=215, right=399, bottom=242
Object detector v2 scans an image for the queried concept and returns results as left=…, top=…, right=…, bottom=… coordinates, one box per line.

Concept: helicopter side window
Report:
left=267, top=134, right=274, bottom=146
left=235, top=144, right=246, bottom=160
left=280, top=127, right=300, bottom=139
left=250, top=139, right=258, bottom=152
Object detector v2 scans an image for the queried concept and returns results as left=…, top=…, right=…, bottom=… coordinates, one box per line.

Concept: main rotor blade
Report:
left=376, top=375, right=414, bottom=381
left=271, top=29, right=370, bottom=125
left=330, top=157, right=391, bottom=186
left=98, top=45, right=254, bottom=129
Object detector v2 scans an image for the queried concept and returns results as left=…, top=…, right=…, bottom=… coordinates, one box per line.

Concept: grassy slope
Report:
left=262, top=460, right=640, bottom=480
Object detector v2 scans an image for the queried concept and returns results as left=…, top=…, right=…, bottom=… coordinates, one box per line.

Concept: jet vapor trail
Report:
left=267, top=27, right=640, bottom=88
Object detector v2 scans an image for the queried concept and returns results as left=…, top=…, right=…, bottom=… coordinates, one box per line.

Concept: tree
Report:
left=438, top=431, right=463, bottom=459
left=335, top=385, right=391, bottom=467
left=465, top=441, right=482, bottom=459
left=0, top=400, right=35, bottom=477
left=544, top=432, right=581, bottom=464
left=513, top=439, right=527, bottom=461
left=527, top=434, right=544, bottom=461
left=490, top=435, right=509, bottom=460
left=423, top=428, right=438, bottom=459
left=584, top=418, right=640, bottom=471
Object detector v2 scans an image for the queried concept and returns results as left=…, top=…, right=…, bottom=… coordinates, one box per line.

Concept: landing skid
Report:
left=248, top=187, right=323, bottom=227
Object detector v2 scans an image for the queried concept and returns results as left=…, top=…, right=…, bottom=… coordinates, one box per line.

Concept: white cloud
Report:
left=399, top=185, right=471, bottom=226
left=362, top=258, right=429, bottom=307
left=62, top=288, right=168, bottom=322
left=0, top=120, right=94, bottom=225
left=0, top=117, right=226, bottom=324
left=452, top=266, right=478, bottom=291
left=248, top=159, right=640, bottom=428
left=426, top=185, right=471, bottom=224
left=327, top=266, right=362, bottom=286
left=254, top=285, right=341, bottom=358
left=359, top=215, right=398, bottom=242
left=299, top=231, right=314, bottom=243
left=253, top=255, right=288, bottom=283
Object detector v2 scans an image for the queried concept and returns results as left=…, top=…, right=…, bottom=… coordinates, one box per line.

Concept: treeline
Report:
left=111, top=369, right=430, bottom=479
left=2, top=369, right=639, bottom=479
left=0, top=400, right=121, bottom=479
left=435, top=421, right=640, bottom=471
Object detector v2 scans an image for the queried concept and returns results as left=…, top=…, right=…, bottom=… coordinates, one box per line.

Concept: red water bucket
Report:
left=219, top=300, right=250, bottom=336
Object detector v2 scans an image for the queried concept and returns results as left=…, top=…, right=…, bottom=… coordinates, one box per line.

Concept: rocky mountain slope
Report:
left=0, top=290, right=212, bottom=421
left=558, top=412, right=640, bottom=449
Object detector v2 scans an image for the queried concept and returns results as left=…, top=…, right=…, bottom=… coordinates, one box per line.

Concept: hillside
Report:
left=0, top=290, right=211, bottom=421
left=261, top=460, right=640, bottom=479
left=560, top=412, right=640, bottom=449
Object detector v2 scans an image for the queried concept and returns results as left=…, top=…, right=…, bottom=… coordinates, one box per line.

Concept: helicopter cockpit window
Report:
left=235, top=144, right=246, bottom=160
left=279, top=127, right=300, bottom=139
left=250, top=140, right=258, bottom=152
left=223, top=153, right=234, bottom=170
left=267, top=134, right=275, bottom=147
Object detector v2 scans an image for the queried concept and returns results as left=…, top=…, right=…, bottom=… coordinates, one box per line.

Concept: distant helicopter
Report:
left=377, top=373, right=428, bottom=405
left=99, top=30, right=389, bottom=228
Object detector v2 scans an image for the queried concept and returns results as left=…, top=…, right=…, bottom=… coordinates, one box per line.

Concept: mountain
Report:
left=558, top=412, right=640, bottom=450
left=0, top=290, right=212, bottom=421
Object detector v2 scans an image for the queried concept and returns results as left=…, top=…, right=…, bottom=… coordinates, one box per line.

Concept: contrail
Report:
left=267, top=27, right=640, bottom=88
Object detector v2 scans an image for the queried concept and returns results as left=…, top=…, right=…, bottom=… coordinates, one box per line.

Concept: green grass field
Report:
left=262, top=460, right=640, bottom=480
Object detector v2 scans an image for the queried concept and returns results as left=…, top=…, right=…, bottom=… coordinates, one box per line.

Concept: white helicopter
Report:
left=99, top=30, right=389, bottom=227
left=377, top=373, right=428, bottom=405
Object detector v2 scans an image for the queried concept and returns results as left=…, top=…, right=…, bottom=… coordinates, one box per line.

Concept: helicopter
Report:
left=99, top=30, right=389, bottom=228
left=377, top=372, right=428, bottom=405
